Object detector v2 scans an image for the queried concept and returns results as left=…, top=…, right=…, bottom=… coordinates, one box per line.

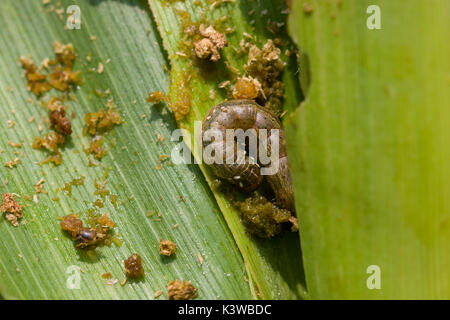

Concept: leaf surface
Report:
left=149, top=0, right=307, bottom=299
left=287, top=0, right=450, bottom=299
left=0, top=0, right=250, bottom=299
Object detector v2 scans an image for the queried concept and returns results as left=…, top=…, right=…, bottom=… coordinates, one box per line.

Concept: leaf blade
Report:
left=0, top=0, right=250, bottom=300
left=287, top=0, right=450, bottom=299
left=149, top=0, right=307, bottom=299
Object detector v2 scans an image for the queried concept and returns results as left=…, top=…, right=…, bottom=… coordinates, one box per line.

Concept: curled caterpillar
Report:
left=202, top=99, right=295, bottom=212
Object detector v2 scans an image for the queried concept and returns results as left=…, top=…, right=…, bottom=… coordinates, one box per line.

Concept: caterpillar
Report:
left=202, top=99, right=295, bottom=212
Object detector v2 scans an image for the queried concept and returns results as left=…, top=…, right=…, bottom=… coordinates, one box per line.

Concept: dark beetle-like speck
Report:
left=78, top=229, right=95, bottom=241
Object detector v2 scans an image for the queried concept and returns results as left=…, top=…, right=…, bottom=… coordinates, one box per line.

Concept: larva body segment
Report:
left=202, top=99, right=294, bottom=212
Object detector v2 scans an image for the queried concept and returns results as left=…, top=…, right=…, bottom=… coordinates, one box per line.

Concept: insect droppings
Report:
left=167, top=280, right=198, bottom=300
left=124, top=253, right=145, bottom=278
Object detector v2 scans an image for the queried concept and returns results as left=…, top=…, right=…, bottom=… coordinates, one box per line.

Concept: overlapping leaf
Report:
left=286, top=0, right=450, bottom=299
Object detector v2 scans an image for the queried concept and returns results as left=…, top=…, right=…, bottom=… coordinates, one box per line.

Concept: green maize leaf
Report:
left=148, top=0, right=307, bottom=299
left=286, top=0, right=450, bottom=299
left=0, top=0, right=251, bottom=300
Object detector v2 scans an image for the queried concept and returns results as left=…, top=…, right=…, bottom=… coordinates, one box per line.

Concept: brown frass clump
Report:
left=124, top=253, right=145, bottom=278
left=32, top=130, right=65, bottom=165
left=20, top=41, right=82, bottom=97
left=241, top=40, right=286, bottom=115
left=94, top=180, right=111, bottom=199
left=83, top=103, right=123, bottom=160
left=83, top=136, right=107, bottom=159
left=193, top=24, right=228, bottom=62
left=49, top=107, right=72, bottom=136
left=167, top=280, right=198, bottom=300
left=53, top=41, right=77, bottom=68
left=60, top=214, right=83, bottom=236
left=19, top=56, right=51, bottom=96
left=22, top=42, right=81, bottom=166
left=47, top=97, right=73, bottom=136
left=237, top=195, right=296, bottom=238
left=60, top=213, right=115, bottom=249
left=96, top=212, right=116, bottom=229
left=83, top=105, right=123, bottom=136
left=61, top=176, right=85, bottom=197
left=232, top=76, right=262, bottom=100
left=32, top=131, right=65, bottom=154
left=4, top=158, right=22, bottom=169
left=166, top=10, right=233, bottom=121
left=159, top=239, right=177, bottom=257
left=48, top=41, right=82, bottom=91
left=1, top=193, right=24, bottom=227
left=146, top=91, right=168, bottom=104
